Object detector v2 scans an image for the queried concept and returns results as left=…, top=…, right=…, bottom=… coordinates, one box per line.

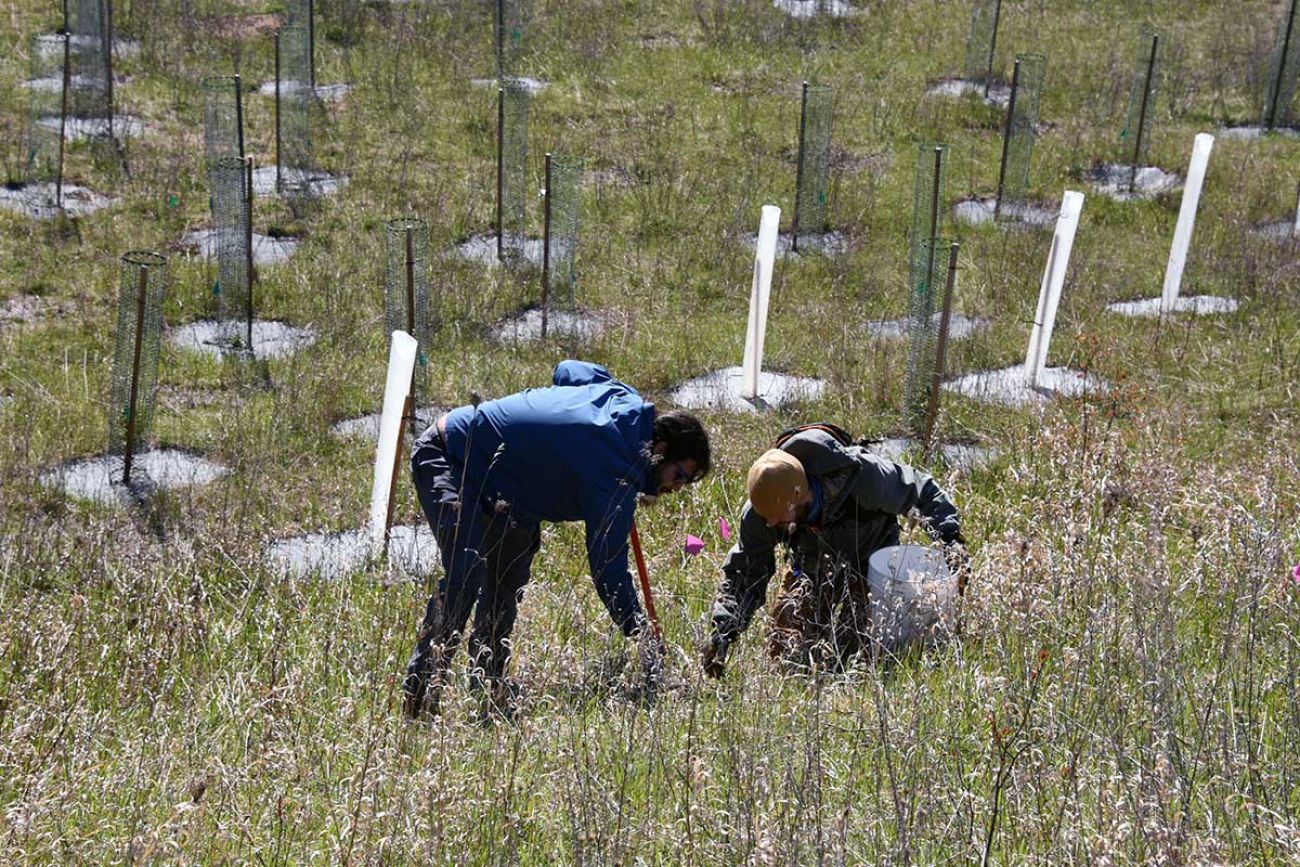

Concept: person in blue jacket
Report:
left=403, top=360, right=711, bottom=718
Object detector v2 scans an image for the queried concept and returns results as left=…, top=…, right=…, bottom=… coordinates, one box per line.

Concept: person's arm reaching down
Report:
left=854, top=455, right=963, bottom=545
left=583, top=481, right=644, bottom=636
left=703, top=503, right=779, bottom=676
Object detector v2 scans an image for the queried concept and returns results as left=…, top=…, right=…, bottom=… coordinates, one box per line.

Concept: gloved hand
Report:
left=700, top=632, right=730, bottom=679
left=944, top=541, right=972, bottom=598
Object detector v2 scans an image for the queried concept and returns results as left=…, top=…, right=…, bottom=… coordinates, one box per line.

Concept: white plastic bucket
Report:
left=867, top=544, right=956, bottom=656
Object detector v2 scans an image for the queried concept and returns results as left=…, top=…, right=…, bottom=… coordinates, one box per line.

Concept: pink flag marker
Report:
left=1292, top=562, right=1300, bottom=586
left=684, top=534, right=705, bottom=557
left=719, top=517, right=732, bottom=542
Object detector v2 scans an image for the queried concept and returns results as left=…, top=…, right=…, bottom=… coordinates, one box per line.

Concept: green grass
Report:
left=1, top=0, right=1299, bottom=862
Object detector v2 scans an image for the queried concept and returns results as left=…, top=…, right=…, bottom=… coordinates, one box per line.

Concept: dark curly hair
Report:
left=652, top=410, right=711, bottom=483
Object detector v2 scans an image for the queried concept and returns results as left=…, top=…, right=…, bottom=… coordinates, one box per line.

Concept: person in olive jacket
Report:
left=701, top=425, right=966, bottom=676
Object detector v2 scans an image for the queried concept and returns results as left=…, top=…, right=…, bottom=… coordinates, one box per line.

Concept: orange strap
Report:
left=629, top=521, right=662, bottom=640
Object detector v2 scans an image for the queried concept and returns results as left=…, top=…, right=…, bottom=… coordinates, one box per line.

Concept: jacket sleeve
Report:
left=711, top=502, right=778, bottom=641
left=553, top=360, right=613, bottom=388
left=583, top=481, right=644, bottom=636
left=853, top=453, right=963, bottom=545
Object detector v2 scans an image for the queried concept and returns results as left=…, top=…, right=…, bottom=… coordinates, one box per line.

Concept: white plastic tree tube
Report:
left=1293, top=180, right=1300, bottom=238
left=741, top=205, right=781, bottom=400
left=1023, top=190, right=1085, bottom=387
left=1160, top=133, right=1214, bottom=312
left=369, top=330, right=418, bottom=557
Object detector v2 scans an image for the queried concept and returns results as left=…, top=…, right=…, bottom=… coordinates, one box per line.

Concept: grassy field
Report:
left=1, top=0, right=1299, bottom=862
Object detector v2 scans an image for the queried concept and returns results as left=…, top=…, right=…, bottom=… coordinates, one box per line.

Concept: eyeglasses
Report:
left=661, top=461, right=699, bottom=491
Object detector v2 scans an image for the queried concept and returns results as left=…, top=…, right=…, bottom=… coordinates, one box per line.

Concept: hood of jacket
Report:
left=778, top=429, right=861, bottom=527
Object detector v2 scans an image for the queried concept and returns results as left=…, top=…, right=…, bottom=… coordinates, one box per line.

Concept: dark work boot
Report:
left=403, top=643, right=444, bottom=720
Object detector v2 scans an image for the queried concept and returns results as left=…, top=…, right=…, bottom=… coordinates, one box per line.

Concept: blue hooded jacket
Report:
left=437, top=360, right=656, bottom=635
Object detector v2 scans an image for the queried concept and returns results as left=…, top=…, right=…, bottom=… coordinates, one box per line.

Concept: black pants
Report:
left=407, top=439, right=542, bottom=684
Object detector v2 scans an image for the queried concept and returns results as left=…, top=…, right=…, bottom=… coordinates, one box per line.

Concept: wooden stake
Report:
left=385, top=390, right=414, bottom=552
left=922, top=244, right=960, bottom=457
left=926, top=145, right=943, bottom=291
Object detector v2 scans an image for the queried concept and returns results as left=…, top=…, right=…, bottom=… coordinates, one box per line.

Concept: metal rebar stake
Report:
left=496, top=87, right=505, bottom=262
left=984, top=0, right=1002, bottom=99
left=495, top=0, right=505, bottom=82
left=541, top=152, right=552, bottom=338
left=104, top=0, right=132, bottom=178
left=234, top=73, right=245, bottom=160
left=123, top=264, right=148, bottom=486
left=308, top=0, right=316, bottom=91
left=1266, top=0, right=1298, bottom=130
left=922, top=243, right=960, bottom=457
left=404, top=225, right=417, bottom=435
left=57, top=32, right=71, bottom=210
left=792, top=81, right=810, bottom=253
left=405, top=227, right=416, bottom=337
left=926, top=145, right=943, bottom=289
left=994, top=58, right=1022, bottom=223
left=1130, top=33, right=1158, bottom=194
left=244, top=156, right=255, bottom=353
left=104, top=0, right=116, bottom=143
left=274, top=31, right=283, bottom=194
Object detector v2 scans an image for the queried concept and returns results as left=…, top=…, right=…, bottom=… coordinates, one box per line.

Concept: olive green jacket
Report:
left=710, top=428, right=963, bottom=642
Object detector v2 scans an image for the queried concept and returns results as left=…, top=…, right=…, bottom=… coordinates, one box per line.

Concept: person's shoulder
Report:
left=781, top=428, right=849, bottom=463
